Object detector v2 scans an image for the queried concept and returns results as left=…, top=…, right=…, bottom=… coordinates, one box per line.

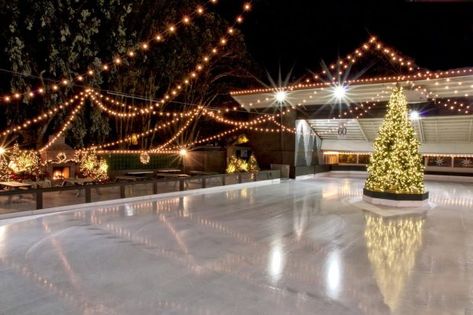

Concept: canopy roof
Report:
left=231, top=70, right=473, bottom=110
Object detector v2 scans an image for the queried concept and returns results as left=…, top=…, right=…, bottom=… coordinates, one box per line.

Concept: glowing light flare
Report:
left=333, top=84, right=347, bottom=100
left=274, top=91, right=288, bottom=103
left=409, top=110, right=420, bottom=120
left=179, top=148, right=188, bottom=157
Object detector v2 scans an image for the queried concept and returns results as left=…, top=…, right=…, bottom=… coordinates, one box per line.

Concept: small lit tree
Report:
left=364, top=87, right=425, bottom=194
left=75, top=150, right=109, bottom=182
left=0, top=158, right=11, bottom=181
left=248, top=154, right=260, bottom=173
left=7, top=144, right=41, bottom=181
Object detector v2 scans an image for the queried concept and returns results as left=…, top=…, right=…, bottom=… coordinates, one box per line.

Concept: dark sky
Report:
left=221, top=0, right=473, bottom=81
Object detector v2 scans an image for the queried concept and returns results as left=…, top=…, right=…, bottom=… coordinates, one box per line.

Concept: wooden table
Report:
left=127, top=171, right=155, bottom=178
left=0, top=182, right=33, bottom=203
left=61, top=178, right=95, bottom=186
left=155, top=173, right=190, bottom=178
left=189, top=171, right=219, bottom=176
left=0, top=181, right=33, bottom=190
left=115, top=176, right=140, bottom=182
left=155, top=169, right=182, bottom=174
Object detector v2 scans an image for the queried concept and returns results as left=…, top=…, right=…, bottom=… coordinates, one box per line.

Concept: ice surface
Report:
left=0, top=175, right=472, bottom=314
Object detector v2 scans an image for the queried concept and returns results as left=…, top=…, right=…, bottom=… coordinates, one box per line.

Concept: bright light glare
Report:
left=274, top=91, right=287, bottom=103
left=333, top=85, right=347, bottom=100
left=410, top=111, right=420, bottom=120
left=179, top=148, right=188, bottom=157
left=326, top=250, right=342, bottom=299
left=0, top=147, right=5, bottom=155
left=268, top=241, right=285, bottom=284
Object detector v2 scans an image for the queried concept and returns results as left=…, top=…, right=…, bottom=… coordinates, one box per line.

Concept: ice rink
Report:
left=1, top=175, right=473, bottom=314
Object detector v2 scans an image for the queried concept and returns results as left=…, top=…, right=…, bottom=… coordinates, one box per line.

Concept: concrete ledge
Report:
left=316, top=171, right=473, bottom=183
left=0, top=179, right=281, bottom=222
left=363, top=189, right=429, bottom=208
left=362, top=195, right=429, bottom=208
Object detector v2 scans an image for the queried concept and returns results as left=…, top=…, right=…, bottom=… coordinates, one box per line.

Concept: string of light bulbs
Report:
left=116, top=2, right=253, bottom=114
left=39, top=93, right=90, bottom=152
left=0, top=0, right=228, bottom=104
left=88, top=109, right=201, bottom=150
left=308, top=36, right=420, bottom=83
left=151, top=110, right=202, bottom=152
left=0, top=91, right=85, bottom=137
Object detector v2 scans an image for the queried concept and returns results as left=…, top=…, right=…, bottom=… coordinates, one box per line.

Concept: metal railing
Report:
left=0, top=170, right=281, bottom=214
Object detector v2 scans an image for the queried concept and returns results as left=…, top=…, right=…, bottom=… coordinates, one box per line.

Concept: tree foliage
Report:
left=0, top=0, right=258, bottom=149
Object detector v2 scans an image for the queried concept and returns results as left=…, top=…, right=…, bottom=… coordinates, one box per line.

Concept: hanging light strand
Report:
left=0, top=91, right=85, bottom=137
left=151, top=110, right=202, bottom=152
left=0, top=0, right=228, bottom=104
left=120, top=1, right=253, bottom=112
left=39, top=92, right=91, bottom=152
left=88, top=109, right=201, bottom=150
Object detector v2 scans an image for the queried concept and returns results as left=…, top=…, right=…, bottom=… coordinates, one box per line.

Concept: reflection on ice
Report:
left=0, top=225, right=7, bottom=257
left=125, top=204, right=135, bottom=217
left=364, top=214, right=425, bottom=312
left=268, top=240, right=285, bottom=284
left=325, top=249, right=342, bottom=299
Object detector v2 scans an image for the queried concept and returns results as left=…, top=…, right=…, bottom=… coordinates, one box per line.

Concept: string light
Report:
left=88, top=109, right=200, bottom=150
left=0, top=91, right=85, bottom=137
left=39, top=93, right=90, bottom=152
left=151, top=110, right=201, bottom=152
left=0, top=0, right=229, bottom=103
left=90, top=2, right=252, bottom=117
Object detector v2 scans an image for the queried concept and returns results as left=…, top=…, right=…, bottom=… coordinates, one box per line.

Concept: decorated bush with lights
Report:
left=75, top=150, right=109, bottom=183
left=226, top=154, right=259, bottom=174
left=364, top=87, right=425, bottom=195
left=4, top=144, right=42, bottom=181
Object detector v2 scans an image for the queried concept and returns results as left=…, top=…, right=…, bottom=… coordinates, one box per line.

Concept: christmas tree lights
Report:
left=364, top=87, right=425, bottom=194
left=75, top=150, right=109, bottom=182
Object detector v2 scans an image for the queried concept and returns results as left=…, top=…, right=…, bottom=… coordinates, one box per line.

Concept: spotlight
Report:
left=274, top=91, right=287, bottom=103
left=179, top=148, right=188, bottom=157
left=410, top=111, right=420, bottom=120
left=333, top=85, right=347, bottom=100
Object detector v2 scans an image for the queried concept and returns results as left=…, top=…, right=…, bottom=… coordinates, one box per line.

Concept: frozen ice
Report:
left=0, top=175, right=473, bottom=314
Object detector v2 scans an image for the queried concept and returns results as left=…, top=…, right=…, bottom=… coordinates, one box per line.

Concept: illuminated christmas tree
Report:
left=364, top=87, right=425, bottom=194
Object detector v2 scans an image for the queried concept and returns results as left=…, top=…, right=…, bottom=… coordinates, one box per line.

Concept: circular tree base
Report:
left=363, top=188, right=429, bottom=208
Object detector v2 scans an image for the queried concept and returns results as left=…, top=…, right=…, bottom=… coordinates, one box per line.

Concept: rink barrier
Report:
left=0, top=170, right=281, bottom=215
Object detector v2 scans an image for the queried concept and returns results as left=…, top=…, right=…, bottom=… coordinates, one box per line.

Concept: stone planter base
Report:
left=363, top=188, right=429, bottom=208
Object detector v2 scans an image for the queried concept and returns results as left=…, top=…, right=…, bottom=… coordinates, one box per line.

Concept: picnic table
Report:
left=0, top=181, right=33, bottom=190
left=189, top=171, right=219, bottom=176
left=155, top=168, right=182, bottom=174
left=127, top=171, right=155, bottom=179
left=155, top=173, right=190, bottom=178
left=61, top=178, right=95, bottom=186
left=115, top=175, right=140, bottom=182
left=0, top=181, right=33, bottom=203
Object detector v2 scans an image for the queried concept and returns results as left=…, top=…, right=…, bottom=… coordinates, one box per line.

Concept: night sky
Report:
left=221, top=0, right=473, bottom=81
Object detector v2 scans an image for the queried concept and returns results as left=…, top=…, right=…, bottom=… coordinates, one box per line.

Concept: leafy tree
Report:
left=0, top=0, right=258, bottom=150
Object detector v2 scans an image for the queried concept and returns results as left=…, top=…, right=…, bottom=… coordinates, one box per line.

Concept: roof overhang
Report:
left=231, top=71, right=473, bottom=109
